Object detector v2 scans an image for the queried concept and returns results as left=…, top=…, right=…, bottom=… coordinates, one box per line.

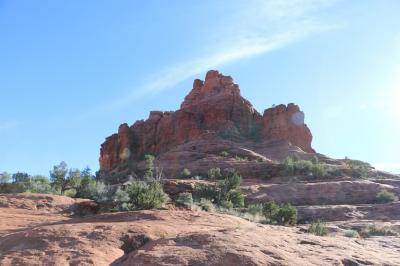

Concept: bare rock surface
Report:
left=1, top=193, right=400, bottom=266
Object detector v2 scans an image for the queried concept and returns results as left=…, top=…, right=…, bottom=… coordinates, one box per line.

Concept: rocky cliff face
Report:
left=99, top=70, right=315, bottom=177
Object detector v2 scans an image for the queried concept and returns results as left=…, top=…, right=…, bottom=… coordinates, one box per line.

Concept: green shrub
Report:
left=226, top=190, right=245, bottom=208
left=220, top=200, right=234, bottom=209
left=295, top=160, right=313, bottom=174
left=219, top=151, right=229, bottom=157
left=144, top=154, right=155, bottom=180
left=376, top=190, right=398, bottom=203
left=113, top=188, right=130, bottom=203
left=0, top=172, right=11, bottom=184
left=179, top=168, right=191, bottom=179
left=208, top=168, right=222, bottom=180
left=28, top=176, right=52, bottom=194
left=308, top=220, right=328, bottom=236
left=311, top=163, right=328, bottom=177
left=344, top=230, right=359, bottom=238
left=281, top=156, right=331, bottom=177
left=0, top=183, right=25, bottom=193
left=276, top=203, right=297, bottom=225
left=176, top=192, right=193, bottom=207
left=125, top=181, right=169, bottom=210
left=81, top=181, right=107, bottom=201
left=262, top=201, right=279, bottom=222
left=365, top=225, right=398, bottom=237
left=199, top=198, right=215, bottom=212
left=194, top=184, right=219, bottom=202
left=219, top=172, right=242, bottom=192
left=262, top=201, right=297, bottom=225
left=234, top=155, right=248, bottom=161
left=344, top=157, right=371, bottom=178
left=247, top=204, right=263, bottom=216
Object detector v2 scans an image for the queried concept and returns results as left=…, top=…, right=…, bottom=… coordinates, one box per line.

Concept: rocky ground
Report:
left=1, top=193, right=400, bottom=266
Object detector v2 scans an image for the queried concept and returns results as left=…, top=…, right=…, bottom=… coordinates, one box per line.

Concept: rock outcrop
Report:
left=99, top=70, right=315, bottom=179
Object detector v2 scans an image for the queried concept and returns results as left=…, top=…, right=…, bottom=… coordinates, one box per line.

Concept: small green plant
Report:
left=179, top=168, right=191, bottom=179
left=208, top=168, right=222, bottom=180
left=220, top=200, right=234, bottom=209
left=344, top=157, right=371, bottom=178
left=226, top=190, right=245, bottom=208
left=125, top=181, right=169, bottom=210
left=365, top=225, right=398, bottom=237
left=194, top=184, right=219, bottom=201
left=344, top=230, right=359, bottom=238
left=176, top=192, right=193, bottom=207
left=144, top=154, right=155, bottom=180
left=262, top=201, right=297, bottom=225
left=376, top=190, right=398, bottom=203
left=308, top=220, right=328, bottom=236
left=234, top=155, right=248, bottom=161
left=219, top=151, right=229, bottom=157
left=276, top=203, right=297, bottom=225
left=199, top=198, right=215, bottom=212
left=262, top=201, right=279, bottom=222
left=247, top=204, right=263, bottom=216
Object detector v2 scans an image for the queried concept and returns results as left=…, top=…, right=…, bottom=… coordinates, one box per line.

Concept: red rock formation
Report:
left=263, top=103, right=315, bottom=153
left=99, top=70, right=315, bottom=174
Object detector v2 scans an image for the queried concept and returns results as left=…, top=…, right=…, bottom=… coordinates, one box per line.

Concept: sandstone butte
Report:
left=99, top=70, right=317, bottom=181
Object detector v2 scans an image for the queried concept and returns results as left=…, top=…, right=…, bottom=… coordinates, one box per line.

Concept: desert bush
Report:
left=234, top=155, right=249, bottom=161
left=208, top=168, right=222, bottom=180
left=28, top=175, right=52, bottom=194
left=308, top=220, right=328, bottom=236
left=376, top=190, right=398, bottom=203
left=219, top=151, right=229, bottom=157
left=364, top=225, right=398, bottom=237
left=344, top=230, right=359, bottom=238
left=176, top=192, right=193, bottom=207
left=194, top=184, right=219, bottom=202
left=219, top=172, right=241, bottom=192
left=0, top=172, right=11, bottom=184
left=125, top=181, right=169, bottom=210
left=113, top=188, right=130, bottom=204
left=262, top=201, right=297, bottom=225
left=344, top=157, right=371, bottom=178
left=144, top=154, right=155, bottom=180
left=81, top=181, right=107, bottom=201
left=247, top=204, right=263, bottom=216
left=276, top=203, right=297, bottom=225
left=262, top=201, right=279, bottom=221
left=194, top=171, right=244, bottom=209
left=198, top=198, right=215, bottom=212
left=0, top=183, right=25, bottom=193
left=311, top=163, right=329, bottom=177
left=281, top=156, right=331, bottom=177
left=226, top=190, right=244, bottom=208
left=220, top=200, right=234, bottom=209
left=179, top=168, right=191, bottom=179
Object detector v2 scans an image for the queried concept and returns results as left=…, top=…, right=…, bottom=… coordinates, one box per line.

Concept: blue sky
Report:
left=1, top=0, right=399, bottom=175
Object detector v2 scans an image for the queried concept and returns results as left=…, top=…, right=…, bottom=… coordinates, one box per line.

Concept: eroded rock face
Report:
left=263, top=104, right=315, bottom=153
left=99, top=70, right=315, bottom=177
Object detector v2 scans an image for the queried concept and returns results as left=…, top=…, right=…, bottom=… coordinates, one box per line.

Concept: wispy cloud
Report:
left=99, top=0, right=341, bottom=113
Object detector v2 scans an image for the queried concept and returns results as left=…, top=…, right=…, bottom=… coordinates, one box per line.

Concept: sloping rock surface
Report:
left=1, top=193, right=400, bottom=266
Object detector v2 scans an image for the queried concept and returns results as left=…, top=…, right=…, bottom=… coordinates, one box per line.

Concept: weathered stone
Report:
left=99, top=70, right=315, bottom=179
